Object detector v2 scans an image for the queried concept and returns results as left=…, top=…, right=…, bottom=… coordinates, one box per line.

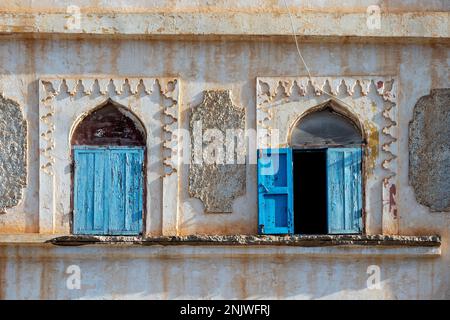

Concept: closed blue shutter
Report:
left=73, top=146, right=144, bottom=235
left=73, top=148, right=108, bottom=235
left=109, top=148, right=144, bottom=235
left=257, top=148, right=294, bottom=234
left=326, top=147, right=362, bottom=234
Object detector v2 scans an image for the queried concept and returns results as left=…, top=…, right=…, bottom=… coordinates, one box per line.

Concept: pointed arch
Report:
left=71, top=99, right=146, bottom=146
left=289, top=100, right=364, bottom=148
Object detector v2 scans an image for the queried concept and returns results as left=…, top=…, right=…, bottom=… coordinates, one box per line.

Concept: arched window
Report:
left=72, top=101, right=145, bottom=235
left=257, top=102, right=364, bottom=235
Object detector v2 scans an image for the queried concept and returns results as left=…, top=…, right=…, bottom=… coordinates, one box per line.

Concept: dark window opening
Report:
left=293, top=150, right=328, bottom=234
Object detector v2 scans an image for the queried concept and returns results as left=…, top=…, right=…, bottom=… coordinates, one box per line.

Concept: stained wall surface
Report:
left=0, top=0, right=449, bottom=299
left=0, top=38, right=448, bottom=235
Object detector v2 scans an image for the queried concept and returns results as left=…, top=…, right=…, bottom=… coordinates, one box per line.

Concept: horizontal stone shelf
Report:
left=45, top=234, right=441, bottom=247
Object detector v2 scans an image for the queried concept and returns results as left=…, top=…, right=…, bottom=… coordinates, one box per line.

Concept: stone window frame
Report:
left=256, top=76, right=399, bottom=235
left=39, top=77, right=180, bottom=236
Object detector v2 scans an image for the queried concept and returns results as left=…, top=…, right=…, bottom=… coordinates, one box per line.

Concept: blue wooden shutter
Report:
left=73, top=148, right=108, bottom=235
left=73, top=146, right=144, bottom=235
left=109, top=147, right=144, bottom=235
left=326, top=147, right=362, bottom=234
left=257, top=148, right=294, bottom=234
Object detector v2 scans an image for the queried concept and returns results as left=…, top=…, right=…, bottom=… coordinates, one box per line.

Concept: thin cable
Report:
left=282, top=0, right=353, bottom=108
left=284, top=0, right=312, bottom=79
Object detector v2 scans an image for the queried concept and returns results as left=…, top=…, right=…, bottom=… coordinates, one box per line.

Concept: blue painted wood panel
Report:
left=326, top=147, right=362, bottom=234
left=73, top=146, right=144, bottom=235
left=109, top=148, right=144, bottom=235
left=73, top=148, right=108, bottom=235
left=257, top=148, right=294, bottom=234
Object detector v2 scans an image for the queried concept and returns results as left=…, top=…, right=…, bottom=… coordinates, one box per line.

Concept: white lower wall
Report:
left=0, top=243, right=445, bottom=299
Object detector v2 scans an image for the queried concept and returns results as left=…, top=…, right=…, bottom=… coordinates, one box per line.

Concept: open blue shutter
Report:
left=109, top=147, right=144, bottom=235
left=326, top=147, right=362, bottom=234
left=257, top=148, right=294, bottom=234
left=73, top=148, right=108, bottom=235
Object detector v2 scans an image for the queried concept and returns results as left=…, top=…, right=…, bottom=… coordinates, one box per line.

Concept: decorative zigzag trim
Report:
left=39, top=77, right=179, bottom=177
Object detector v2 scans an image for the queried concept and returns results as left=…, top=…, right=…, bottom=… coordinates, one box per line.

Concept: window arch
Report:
left=71, top=101, right=145, bottom=235
left=72, top=100, right=146, bottom=146
left=290, top=102, right=363, bottom=148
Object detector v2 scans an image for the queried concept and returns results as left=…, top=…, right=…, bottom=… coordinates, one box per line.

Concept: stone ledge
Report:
left=0, top=236, right=441, bottom=259
left=45, top=234, right=441, bottom=247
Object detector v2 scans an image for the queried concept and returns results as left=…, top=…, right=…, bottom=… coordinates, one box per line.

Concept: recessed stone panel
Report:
left=409, top=89, right=450, bottom=212
left=189, top=90, right=246, bottom=213
left=0, top=95, right=27, bottom=213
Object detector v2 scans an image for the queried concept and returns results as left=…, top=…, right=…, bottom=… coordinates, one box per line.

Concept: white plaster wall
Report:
left=1, top=1, right=448, bottom=39
left=0, top=244, right=444, bottom=299
left=1, top=0, right=447, bottom=11
left=1, top=39, right=448, bottom=236
left=0, top=36, right=448, bottom=298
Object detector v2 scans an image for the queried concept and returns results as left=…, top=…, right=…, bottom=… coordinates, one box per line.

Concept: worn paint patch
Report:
left=389, top=184, right=398, bottom=218
left=189, top=90, right=246, bottom=213
left=409, top=89, right=450, bottom=212
left=364, top=120, right=379, bottom=174
left=0, top=95, right=27, bottom=213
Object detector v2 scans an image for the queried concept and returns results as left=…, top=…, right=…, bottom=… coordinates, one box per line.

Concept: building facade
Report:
left=0, top=0, right=449, bottom=299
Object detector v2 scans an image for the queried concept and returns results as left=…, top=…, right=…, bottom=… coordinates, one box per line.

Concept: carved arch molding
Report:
left=39, top=77, right=180, bottom=235
left=256, top=76, right=399, bottom=235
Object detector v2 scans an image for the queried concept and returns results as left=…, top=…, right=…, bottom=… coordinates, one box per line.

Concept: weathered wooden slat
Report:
left=130, top=150, right=144, bottom=233
left=74, top=148, right=107, bottom=234
left=85, top=152, right=95, bottom=231
left=73, top=151, right=85, bottom=233
left=109, top=150, right=126, bottom=233
left=327, top=148, right=362, bottom=234
left=93, top=152, right=106, bottom=231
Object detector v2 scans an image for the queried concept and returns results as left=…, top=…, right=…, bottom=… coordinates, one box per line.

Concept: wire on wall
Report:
left=282, top=0, right=354, bottom=108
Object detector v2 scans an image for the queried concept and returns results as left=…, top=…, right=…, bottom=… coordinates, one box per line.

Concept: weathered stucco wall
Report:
left=189, top=90, right=246, bottom=213
left=0, top=37, right=447, bottom=299
left=0, top=0, right=448, bottom=39
left=0, top=0, right=448, bottom=299
left=0, top=238, right=444, bottom=300
left=1, top=38, right=448, bottom=236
